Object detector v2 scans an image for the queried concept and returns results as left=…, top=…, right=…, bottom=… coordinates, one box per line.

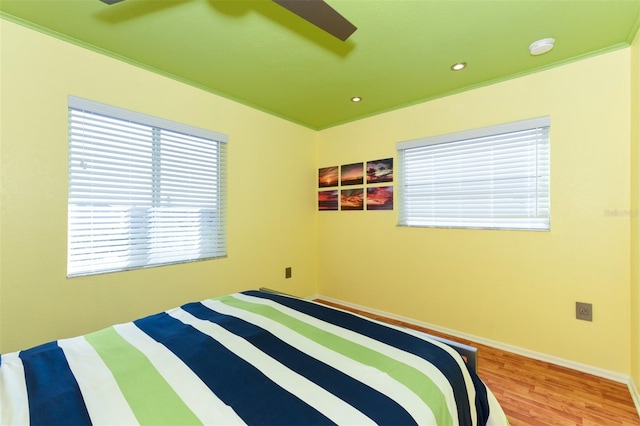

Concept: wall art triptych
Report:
left=318, top=158, right=393, bottom=211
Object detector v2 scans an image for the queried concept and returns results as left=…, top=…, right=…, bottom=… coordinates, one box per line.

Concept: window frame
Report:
left=67, top=96, right=228, bottom=278
left=397, top=116, right=550, bottom=231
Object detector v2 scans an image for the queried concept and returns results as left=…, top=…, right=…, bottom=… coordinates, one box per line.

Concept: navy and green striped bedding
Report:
left=0, top=290, right=508, bottom=425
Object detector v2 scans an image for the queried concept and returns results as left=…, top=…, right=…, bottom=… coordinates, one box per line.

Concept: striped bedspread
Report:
left=0, top=290, right=508, bottom=425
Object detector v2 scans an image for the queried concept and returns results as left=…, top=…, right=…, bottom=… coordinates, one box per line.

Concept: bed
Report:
left=0, top=289, right=508, bottom=425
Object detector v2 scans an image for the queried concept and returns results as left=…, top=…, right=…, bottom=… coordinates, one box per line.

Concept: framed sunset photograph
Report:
left=318, top=190, right=339, bottom=211
left=341, top=188, right=364, bottom=210
left=340, top=162, right=364, bottom=186
left=318, top=166, right=339, bottom=188
left=366, top=158, right=393, bottom=184
left=366, top=186, right=394, bottom=210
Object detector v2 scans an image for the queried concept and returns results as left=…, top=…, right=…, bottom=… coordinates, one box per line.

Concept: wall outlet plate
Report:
left=576, top=302, right=593, bottom=321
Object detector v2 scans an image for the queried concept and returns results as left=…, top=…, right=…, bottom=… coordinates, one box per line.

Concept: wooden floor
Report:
left=316, top=299, right=640, bottom=426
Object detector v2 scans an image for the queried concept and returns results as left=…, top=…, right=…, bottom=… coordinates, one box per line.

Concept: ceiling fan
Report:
left=98, top=0, right=357, bottom=41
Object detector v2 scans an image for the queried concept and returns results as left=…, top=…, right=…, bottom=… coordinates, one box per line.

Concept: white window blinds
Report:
left=68, top=96, right=228, bottom=277
left=397, top=116, right=550, bottom=230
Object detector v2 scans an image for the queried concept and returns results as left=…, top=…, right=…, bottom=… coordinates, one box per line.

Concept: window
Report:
left=397, top=116, right=549, bottom=230
left=68, top=96, right=227, bottom=277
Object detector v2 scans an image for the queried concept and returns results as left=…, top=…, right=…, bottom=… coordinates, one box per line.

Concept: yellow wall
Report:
left=317, top=49, right=633, bottom=375
left=0, top=19, right=318, bottom=353
left=631, top=26, right=640, bottom=391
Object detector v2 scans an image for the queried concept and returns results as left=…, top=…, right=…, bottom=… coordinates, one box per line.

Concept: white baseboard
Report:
left=313, top=295, right=635, bottom=385
left=630, top=378, right=640, bottom=417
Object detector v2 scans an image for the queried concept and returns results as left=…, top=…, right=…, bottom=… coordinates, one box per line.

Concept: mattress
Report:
left=0, top=290, right=508, bottom=425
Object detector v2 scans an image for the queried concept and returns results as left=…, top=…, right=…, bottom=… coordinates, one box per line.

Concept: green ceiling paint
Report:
left=2, top=0, right=639, bottom=129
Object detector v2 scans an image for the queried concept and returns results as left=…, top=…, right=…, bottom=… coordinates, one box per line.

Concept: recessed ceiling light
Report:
left=351, top=96, right=362, bottom=102
left=450, top=62, right=467, bottom=71
left=529, top=38, right=555, bottom=56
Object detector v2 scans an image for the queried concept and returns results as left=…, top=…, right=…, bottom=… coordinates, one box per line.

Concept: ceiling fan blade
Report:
left=273, top=0, right=356, bottom=41
left=98, top=0, right=356, bottom=41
